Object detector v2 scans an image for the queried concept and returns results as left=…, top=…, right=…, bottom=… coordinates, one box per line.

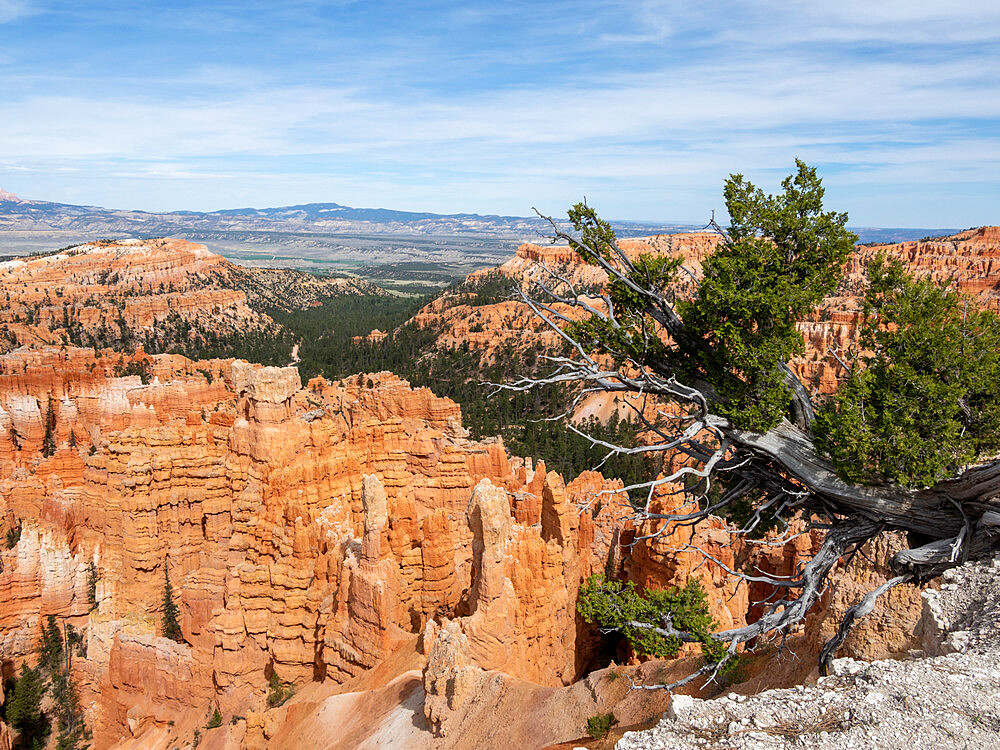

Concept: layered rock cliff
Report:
left=411, top=228, right=1000, bottom=395
left=0, top=238, right=375, bottom=357
left=0, top=343, right=632, bottom=748
left=2, top=231, right=997, bottom=749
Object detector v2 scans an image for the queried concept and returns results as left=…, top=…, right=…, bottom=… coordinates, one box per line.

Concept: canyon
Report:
left=417, top=226, right=1000, bottom=397
left=0, top=230, right=997, bottom=749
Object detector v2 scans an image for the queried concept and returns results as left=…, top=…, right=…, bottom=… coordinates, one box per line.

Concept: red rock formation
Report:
left=410, top=233, right=722, bottom=361
left=414, top=228, right=1000, bottom=393
left=0, top=344, right=630, bottom=748
left=2, top=230, right=997, bottom=748
left=0, top=239, right=266, bottom=351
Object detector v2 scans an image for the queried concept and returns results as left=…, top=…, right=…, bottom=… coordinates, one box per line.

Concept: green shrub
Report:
left=586, top=712, right=618, bottom=739
left=267, top=672, right=287, bottom=707
left=578, top=574, right=726, bottom=664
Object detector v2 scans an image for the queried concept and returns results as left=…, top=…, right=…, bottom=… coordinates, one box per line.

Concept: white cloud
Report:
left=0, top=0, right=30, bottom=23
left=0, top=0, right=997, bottom=225
left=2, top=50, right=995, bottom=163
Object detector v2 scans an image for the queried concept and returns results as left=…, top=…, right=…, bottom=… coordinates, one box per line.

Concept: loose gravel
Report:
left=616, top=556, right=1000, bottom=750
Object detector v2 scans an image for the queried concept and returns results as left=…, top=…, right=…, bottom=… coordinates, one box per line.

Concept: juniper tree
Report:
left=507, top=160, right=1000, bottom=686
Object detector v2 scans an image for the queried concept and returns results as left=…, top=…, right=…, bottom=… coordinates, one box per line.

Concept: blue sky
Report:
left=0, top=0, right=998, bottom=225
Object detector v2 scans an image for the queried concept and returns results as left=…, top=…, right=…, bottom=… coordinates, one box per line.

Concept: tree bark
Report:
left=725, top=419, right=1000, bottom=577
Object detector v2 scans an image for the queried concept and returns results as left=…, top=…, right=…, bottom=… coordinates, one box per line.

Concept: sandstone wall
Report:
left=412, top=227, right=1000, bottom=394
left=0, top=349, right=630, bottom=748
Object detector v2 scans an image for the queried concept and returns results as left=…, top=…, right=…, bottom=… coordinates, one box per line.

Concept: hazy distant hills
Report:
left=0, top=189, right=961, bottom=274
left=0, top=190, right=695, bottom=242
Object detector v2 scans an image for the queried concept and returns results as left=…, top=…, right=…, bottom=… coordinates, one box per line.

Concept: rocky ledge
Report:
left=616, top=556, right=1000, bottom=750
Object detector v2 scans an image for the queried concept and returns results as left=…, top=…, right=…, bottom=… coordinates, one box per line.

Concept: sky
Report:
left=0, top=0, right=998, bottom=226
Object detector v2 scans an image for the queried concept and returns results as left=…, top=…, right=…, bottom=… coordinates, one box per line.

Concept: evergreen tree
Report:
left=87, top=561, right=98, bottom=611
left=38, top=614, right=64, bottom=674
left=814, top=255, right=1000, bottom=486
left=50, top=667, right=84, bottom=750
left=161, top=565, right=183, bottom=642
left=5, top=663, right=50, bottom=750
left=207, top=708, right=222, bottom=729
left=512, top=161, right=1000, bottom=680
left=41, top=395, right=56, bottom=457
left=33, top=616, right=86, bottom=750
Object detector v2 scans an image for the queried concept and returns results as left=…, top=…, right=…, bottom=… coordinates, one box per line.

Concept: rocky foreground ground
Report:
left=616, top=557, right=1000, bottom=750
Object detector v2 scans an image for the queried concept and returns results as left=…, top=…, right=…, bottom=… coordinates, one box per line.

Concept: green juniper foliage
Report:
left=814, top=256, right=1000, bottom=486
left=675, top=161, right=856, bottom=430
left=563, top=160, right=857, bottom=433
left=577, top=575, right=728, bottom=665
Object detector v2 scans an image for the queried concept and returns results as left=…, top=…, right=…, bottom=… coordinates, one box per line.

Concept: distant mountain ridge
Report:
left=0, top=189, right=959, bottom=246
left=0, top=189, right=698, bottom=240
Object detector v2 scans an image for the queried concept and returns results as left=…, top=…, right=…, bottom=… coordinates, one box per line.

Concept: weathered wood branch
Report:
left=505, top=208, right=1000, bottom=683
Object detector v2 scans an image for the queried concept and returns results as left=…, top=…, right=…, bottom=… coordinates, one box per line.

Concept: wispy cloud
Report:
left=0, top=0, right=30, bottom=23
left=0, top=1, right=997, bottom=226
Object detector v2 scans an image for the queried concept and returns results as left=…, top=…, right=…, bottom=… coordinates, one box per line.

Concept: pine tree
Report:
left=6, top=663, right=50, bottom=749
left=87, top=560, right=98, bottom=611
left=161, top=565, right=183, bottom=642
left=38, top=614, right=64, bottom=674
left=41, top=395, right=57, bottom=457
